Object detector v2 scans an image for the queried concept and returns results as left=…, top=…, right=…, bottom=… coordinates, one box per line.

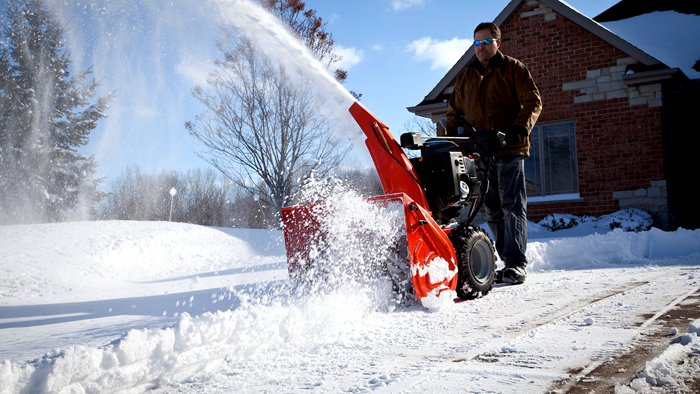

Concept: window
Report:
left=525, top=122, right=579, bottom=198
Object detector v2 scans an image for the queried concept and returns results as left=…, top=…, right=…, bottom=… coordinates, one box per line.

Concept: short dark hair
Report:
left=474, top=22, right=501, bottom=40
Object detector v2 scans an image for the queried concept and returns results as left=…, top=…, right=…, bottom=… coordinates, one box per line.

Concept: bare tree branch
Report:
left=186, top=34, right=349, bottom=224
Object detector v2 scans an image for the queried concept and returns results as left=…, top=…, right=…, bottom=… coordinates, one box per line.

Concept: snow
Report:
left=1, top=209, right=700, bottom=393
left=622, top=322, right=700, bottom=393
left=602, top=11, right=700, bottom=80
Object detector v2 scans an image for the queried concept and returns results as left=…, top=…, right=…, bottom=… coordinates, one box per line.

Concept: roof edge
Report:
left=406, top=102, right=448, bottom=117
left=623, top=68, right=686, bottom=86
left=538, top=0, right=661, bottom=66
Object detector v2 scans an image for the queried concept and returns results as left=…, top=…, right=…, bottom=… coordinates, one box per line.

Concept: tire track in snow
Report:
left=559, top=286, right=700, bottom=393
left=375, top=272, right=697, bottom=394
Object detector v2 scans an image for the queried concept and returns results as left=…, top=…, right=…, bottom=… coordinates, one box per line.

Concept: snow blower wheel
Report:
left=450, top=225, right=496, bottom=300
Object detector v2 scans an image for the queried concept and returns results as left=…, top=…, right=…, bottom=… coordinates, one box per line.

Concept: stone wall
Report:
left=562, top=58, right=663, bottom=107
left=612, top=180, right=670, bottom=229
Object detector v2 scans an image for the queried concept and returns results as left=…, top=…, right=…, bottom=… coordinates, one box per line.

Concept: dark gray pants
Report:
left=484, top=155, right=527, bottom=268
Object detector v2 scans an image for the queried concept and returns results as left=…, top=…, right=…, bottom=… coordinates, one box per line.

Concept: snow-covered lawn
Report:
left=1, top=211, right=699, bottom=393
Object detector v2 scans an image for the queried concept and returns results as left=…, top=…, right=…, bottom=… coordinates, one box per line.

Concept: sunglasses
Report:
left=474, top=38, right=497, bottom=46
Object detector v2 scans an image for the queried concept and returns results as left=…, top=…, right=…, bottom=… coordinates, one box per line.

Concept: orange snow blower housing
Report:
left=282, top=102, right=505, bottom=308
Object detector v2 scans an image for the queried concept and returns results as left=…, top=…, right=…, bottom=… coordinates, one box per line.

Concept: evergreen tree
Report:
left=0, top=0, right=112, bottom=224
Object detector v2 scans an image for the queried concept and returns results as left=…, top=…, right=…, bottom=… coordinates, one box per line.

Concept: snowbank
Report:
left=529, top=228, right=700, bottom=271
left=616, top=319, right=700, bottom=393
left=525, top=211, right=700, bottom=271
left=1, top=211, right=700, bottom=393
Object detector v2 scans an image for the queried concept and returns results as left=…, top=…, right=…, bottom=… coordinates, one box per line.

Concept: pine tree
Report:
left=0, top=0, right=112, bottom=224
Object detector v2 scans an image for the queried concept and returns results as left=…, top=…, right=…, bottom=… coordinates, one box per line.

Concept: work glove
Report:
left=502, top=125, right=528, bottom=145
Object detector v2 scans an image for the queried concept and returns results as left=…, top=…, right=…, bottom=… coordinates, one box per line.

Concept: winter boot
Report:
left=495, top=268, right=504, bottom=283
left=502, top=266, right=526, bottom=284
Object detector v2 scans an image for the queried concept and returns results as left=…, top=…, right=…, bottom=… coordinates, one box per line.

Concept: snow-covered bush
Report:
left=538, top=214, right=586, bottom=231
left=536, top=209, right=653, bottom=233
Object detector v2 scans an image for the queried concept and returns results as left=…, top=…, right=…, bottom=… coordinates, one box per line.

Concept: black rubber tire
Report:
left=449, top=225, right=496, bottom=300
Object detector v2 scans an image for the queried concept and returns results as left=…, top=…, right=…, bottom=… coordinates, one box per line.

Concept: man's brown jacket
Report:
left=445, top=50, right=542, bottom=157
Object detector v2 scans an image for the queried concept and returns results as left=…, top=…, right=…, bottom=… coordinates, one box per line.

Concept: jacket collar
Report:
left=468, top=50, right=505, bottom=73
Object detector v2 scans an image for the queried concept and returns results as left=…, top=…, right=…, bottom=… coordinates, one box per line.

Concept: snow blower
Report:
left=281, top=102, right=505, bottom=308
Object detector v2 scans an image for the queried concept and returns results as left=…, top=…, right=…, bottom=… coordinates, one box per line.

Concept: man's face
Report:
left=474, top=29, right=500, bottom=66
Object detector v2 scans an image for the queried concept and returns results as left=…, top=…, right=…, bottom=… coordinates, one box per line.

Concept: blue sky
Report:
left=2, top=0, right=622, bottom=187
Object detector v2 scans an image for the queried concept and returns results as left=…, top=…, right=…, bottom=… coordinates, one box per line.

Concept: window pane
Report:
left=525, top=127, right=542, bottom=197
left=543, top=123, right=578, bottom=195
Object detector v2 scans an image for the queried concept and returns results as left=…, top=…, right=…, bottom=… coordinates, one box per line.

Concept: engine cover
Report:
left=415, top=151, right=475, bottom=200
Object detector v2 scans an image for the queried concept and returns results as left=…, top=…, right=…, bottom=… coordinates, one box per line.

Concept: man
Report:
left=444, top=22, right=542, bottom=284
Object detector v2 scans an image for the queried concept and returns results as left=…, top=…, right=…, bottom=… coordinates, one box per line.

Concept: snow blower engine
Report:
left=281, top=103, right=506, bottom=308
left=400, top=116, right=504, bottom=229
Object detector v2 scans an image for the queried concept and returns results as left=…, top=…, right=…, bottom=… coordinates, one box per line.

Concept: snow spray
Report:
left=0, top=2, right=420, bottom=392
left=47, top=0, right=368, bottom=184
left=208, top=0, right=367, bottom=149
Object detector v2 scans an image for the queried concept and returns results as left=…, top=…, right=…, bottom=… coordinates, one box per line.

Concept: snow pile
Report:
left=1, top=208, right=700, bottom=393
left=524, top=210, right=700, bottom=271
left=616, top=319, right=700, bottom=394
left=603, top=11, right=700, bottom=80
left=0, top=285, right=380, bottom=394
left=413, top=256, right=458, bottom=312
left=0, top=221, right=284, bottom=305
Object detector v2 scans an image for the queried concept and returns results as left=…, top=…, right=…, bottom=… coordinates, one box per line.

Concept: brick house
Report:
left=407, top=0, right=700, bottom=230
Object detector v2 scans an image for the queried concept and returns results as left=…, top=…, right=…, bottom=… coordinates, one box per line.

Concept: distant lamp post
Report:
left=254, top=193, right=267, bottom=229
left=169, top=187, right=177, bottom=222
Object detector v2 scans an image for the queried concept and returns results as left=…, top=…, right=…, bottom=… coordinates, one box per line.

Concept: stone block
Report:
left=598, top=81, right=627, bottom=92
left=639, top=198, right=654, bottom=206
left=607, top=90, right=628, bottom=100
left=574, top=95, right=593, bottom=103
left=617, top=57, right=637, bottom=65
left=629, top=97, right=647, bottom=106
left=610, top=65, right=627, bottom=73
left=563, top=79, right=597, bottom=91
left=639, top=84, right=661, bottom=94
left=593, top=93, right=605, bottom=101
left=648, top=187, right=661, bottom=197
left=634, top=189, right=647, bottom=197
left=629, top=90, right=640, bottom=98
left=522, top=8, right=550, bottom=17
left=648, top=99, right=662, bottom=107
left=654, top=198, right=668, bottom=206
left=650, top=180, right=666, bottom=187
left=587, top=69, right=601, bottom=79
left=597, top=75, right=611, bottom=83
left=545, top=12, right=557, bottom=21
left=618, top=199, right=636, bottom=208
left=611, top=72, right=624, bottom=81
left=613, top=190, right=634, bottom=199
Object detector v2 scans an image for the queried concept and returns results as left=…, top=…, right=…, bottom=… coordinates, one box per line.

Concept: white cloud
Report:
left=176, top=58, right=214, bottom=86
left=390, top=0, right=425, bottom=11
left=334, top=45, right=364, bottom=70
left=372, top=44, right=384, bottom=51
left=407, top=36, right=472, bottom=70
